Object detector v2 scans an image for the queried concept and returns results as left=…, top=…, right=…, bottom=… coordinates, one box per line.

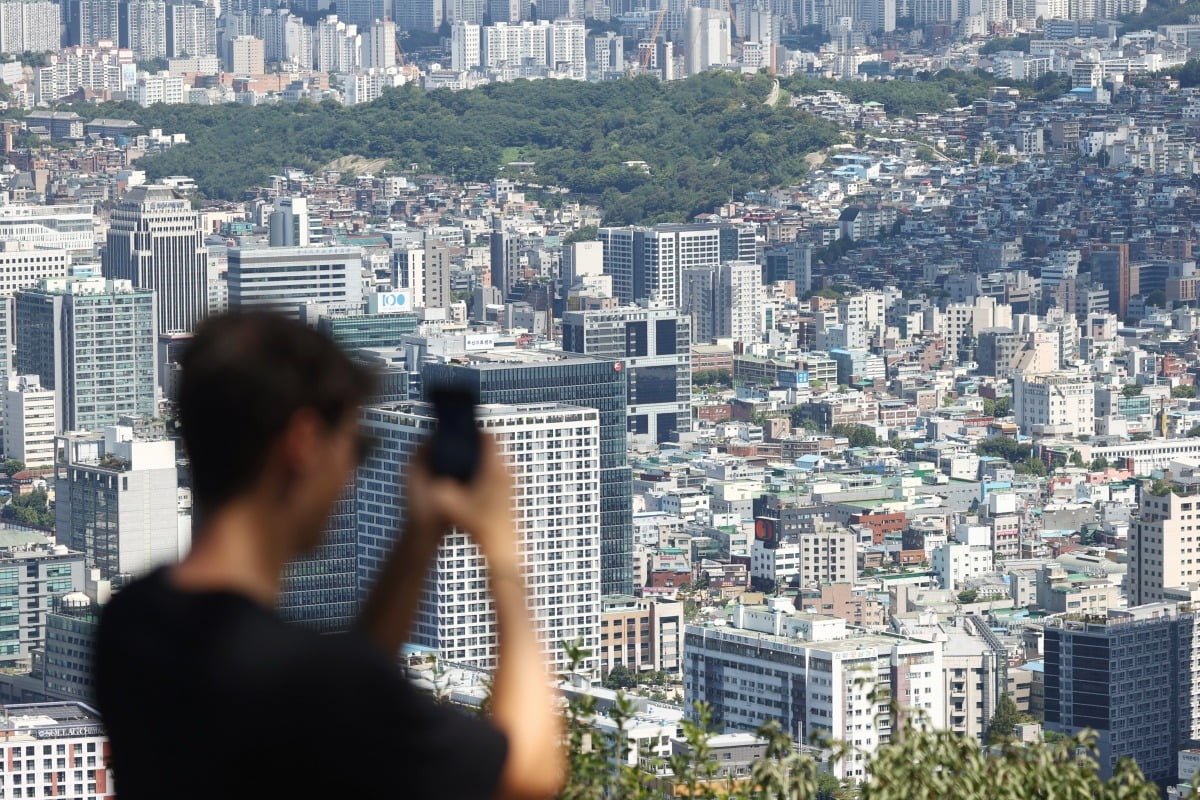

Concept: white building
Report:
left=356, top=402, right=602, bottom=674
left=685, top=6, right=731, bottom=76
left=0, top=241, right=69, bottom=296
left=718, top=260, right=763, bottom=346
left=0, top=204, right=94, bottom=257
left=451, top=21, right=481, bottom=71
left=362, top=18, right=396, bottom=69
left=124, top=0, right=167, bottom=60
left=35, top=41, right=134, bottom=106
left=314, top=15, right=361, bottom=73
left=3, top=374, right=56, bottom=467
left=342, top=67, right=407, bottom=104
left=129, top=72, right=186, bottom=106
left=750, top=523, right=856, bottom=591
left=931, top=541, right=994, bottom=590
left=1013, top=372, right=1096, bottom=437
left=226, top=245, right=365, bottom=318
left=685, top=600, right=944, bottom=780
left=0, top=0, right=61, bottom=55
left=0, top=702, right=113, bottom=799
left=55, top=426, right=186, bottom=582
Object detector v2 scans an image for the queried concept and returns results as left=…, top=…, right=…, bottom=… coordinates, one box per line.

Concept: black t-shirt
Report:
left=95, top=568, right=508, bottom=799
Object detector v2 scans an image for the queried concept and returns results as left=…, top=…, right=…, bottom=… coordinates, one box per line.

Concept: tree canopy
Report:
left=73, top=72, right=841, bottom=225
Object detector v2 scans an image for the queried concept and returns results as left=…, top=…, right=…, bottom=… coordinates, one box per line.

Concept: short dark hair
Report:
left=178, top=312, right=374, bottom=516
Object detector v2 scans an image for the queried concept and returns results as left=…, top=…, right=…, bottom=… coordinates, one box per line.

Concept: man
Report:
left=95, top=312, right=564, bottom=800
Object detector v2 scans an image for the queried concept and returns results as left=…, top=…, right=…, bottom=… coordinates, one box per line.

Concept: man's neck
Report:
left=170, top=501, right=291, bottom=609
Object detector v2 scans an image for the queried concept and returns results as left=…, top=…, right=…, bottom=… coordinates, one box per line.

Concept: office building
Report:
left=279, top=483, right=357, bottom=633
left=317, top=310, right=421, bottom=351
left=1129, top=467, right=1200, bottom=606
left=598, top=595, right=684, bottom=676
left=0, top=0, right=61, bottom=54
left=0, top=701, right=113, bottom=799
left=396, top=0, right=443, bottom=32
left=562, top=305, right=691, bottom=443
left=1093, top=244, right=1135, bottom=319
left=103, top=185, right=209, bottom=335
left=15, top=277, right=158, bottom=434
left=356, top=402, right=601, bottom=672
left=0, top=203, right=94, bottom=257
left=0, top=543, right=85, bottom=671
left=54, top=425, right=183, bottom=583
left=267, top=197, right=313, bottom=248
left=43, top=585, right=105, bottom=703
left=762, top=242, right=812, bottom=291
left=0, top=242, right=69, bottom=297
left=3, top=375, right=56, bottom=467
left=452, top=21, right=480, bottom=71
left=1013, top=372, right=1095, bottom=438
left=226, top=246, right=365, bottom=318
left=421, top=348, right=632, bottom=596
left=685, top=601, right=944, bottom=781
left=1045, top=604, right=1200, bottom=784
left=598, top=223, right=754, bottom=309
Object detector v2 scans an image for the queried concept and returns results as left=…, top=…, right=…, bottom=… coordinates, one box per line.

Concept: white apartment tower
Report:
left=0, top=0, right=61, bottom=54
left=718, top=260, right=763, bottom=345
left=363, top=18, right=396, bottom=69
left=3, top=374, right=56, bottom=467
left=123, top=0, right=167, bottom=60
left=451, top=21, right=481, bottom=71
left=684, top=6, right=731, bottom=75
left=1129, top=467, right=1200, bottom=606
left=103, top=184, right=209, bottom=334
left=356, top=402, right=602, bottom=674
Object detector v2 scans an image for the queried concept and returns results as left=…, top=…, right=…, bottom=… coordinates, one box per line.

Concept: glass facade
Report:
left=421, top=356, right=633, bottom=596
left=279, top=492, right=359, bottom=632
left=317, top=312, right=421, bottom=351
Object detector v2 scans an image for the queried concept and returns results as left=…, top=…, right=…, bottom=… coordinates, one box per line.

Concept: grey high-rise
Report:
left=421, top=349, right=633, bottom=596
left=103, top=185, right=209, bottom=335
left=15, top=277, right=158, bottom=433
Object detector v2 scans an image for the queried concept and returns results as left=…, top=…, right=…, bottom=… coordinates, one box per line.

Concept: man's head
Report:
left=178, top=312, right=374, bottom=551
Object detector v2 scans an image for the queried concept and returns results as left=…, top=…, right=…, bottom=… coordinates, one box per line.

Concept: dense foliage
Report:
left=785, top=69, right=1069, bottom=116
left=73, top=72, right=841, bottom=225
left=975, top=436, right=1032, bottom=463
left=2, top=489, right=54, bottom=529
left=1119, top=0, right=1200, bottom=30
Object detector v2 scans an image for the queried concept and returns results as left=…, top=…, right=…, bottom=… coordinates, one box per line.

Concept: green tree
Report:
left=830, top=424, right=878, bottom=448
left=2, top=459, right=24, bottom=476
left=2, top=489, right=53, bottom=529
left=957, top=588, right=979, bottom=604
left=563, top=225, right=597, bottom=245
left=603, top=664, right=637, bottom=690
left=1173, top=384, right=1196, bottom=398
left=986, top=694, right=1023, bottom=744
left=975, top=436, right=1031, bottom=463
left=1089, top=455, right=1109, bottom=471
left=1069, top=451, right=1085, bottom=467
left=1122, top=383, right=1143, bottom=397
left=1015, top=456, right=1048, bottom=476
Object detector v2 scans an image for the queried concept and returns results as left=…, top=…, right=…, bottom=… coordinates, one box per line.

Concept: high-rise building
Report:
left=396, top=0, right=443, bottom=32
left=356, top=401, right=601, bottom=672
left=0, top=543, right=85, bottom=671
left=279, top=484, right=358, bottom=633
left=119, top=0, right=166, bottom=60
left=103, top=185, right=209, bottom=335
left=547, top=18, right=586, bottom=78
left=423, top=238, right=452, bottom=310
left=3, top=374, right=56, bottom=466
left=68, top=0, right=119, bottom=45
left=34, top=41, right=134, bottom=107
left=1044, top=604, right=1200, bottom=784
left=590, top=31, right=622, bottom=76
left=718, top=260, right=763, bottom=345
left=0, top=0, right=61, bottom=54
left=54, top=425, right=184, bottom=582
left=685, top=603, right=944, bottom=781
left=420, top=348, right=632, bottom=596
left=684, top=6, right=730, bottom=75
left=562, top=305, right=691, bottom=443
left=43, top=583, right=105, bottom=703
left=229, top=34, right=265, bottom=74
left=226, top=246, right=365, bottom=318
left=363, top=17, right=396, bottom=68
left=165, top=1, right=217, bottom=57
left=258, top=8, right=312, bottom=67
left=267, top=197, right=312, bottom=248
left=451, top=20, right=481, bottom=71
left=1129, top=468, right=1200, bottom=606
left=0, top=701, right=114, bottom=797
left=1092, top=244, right=1135, bottom=319
left=489, top=224, right=520, bottom=299
left=314, top=15, right=361, bottom=72
left=15, top=277, right=158, bottom=433
left=598, top=223, right=755, bottom=309
left=762, top=242, right=812, bottom=291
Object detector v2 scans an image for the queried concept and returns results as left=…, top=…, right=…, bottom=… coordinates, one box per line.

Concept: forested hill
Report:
left=75, top=72, right=841, bottom=224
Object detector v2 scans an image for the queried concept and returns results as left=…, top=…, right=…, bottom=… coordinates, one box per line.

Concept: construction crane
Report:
left=640, top=5, right=669, bottom=70
left=722, top=0, right=739, bottom=41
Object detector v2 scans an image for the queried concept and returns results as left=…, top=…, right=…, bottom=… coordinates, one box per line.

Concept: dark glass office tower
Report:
left=422, top=351, right=632, bottom=596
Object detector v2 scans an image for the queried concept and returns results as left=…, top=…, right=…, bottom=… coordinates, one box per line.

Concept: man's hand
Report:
left=423, top=434, right=518, bottom=569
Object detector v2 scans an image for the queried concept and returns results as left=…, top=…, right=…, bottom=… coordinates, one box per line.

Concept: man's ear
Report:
left=277, top=408, right=325, bottom=488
